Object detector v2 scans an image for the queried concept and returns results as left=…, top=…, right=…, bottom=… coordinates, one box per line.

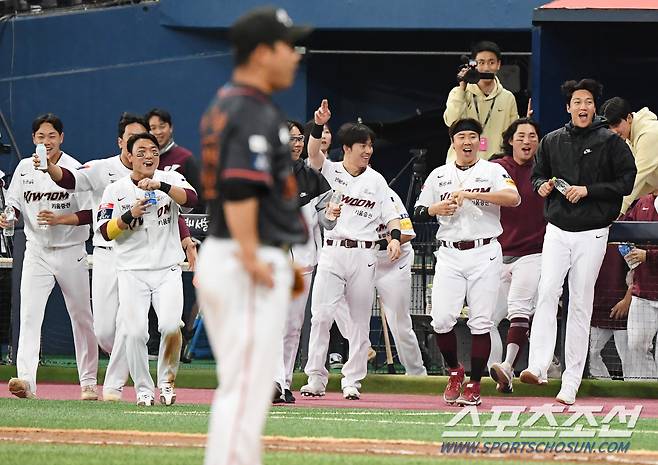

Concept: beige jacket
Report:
left=443, top=76, right=518, bottom=161
left=621, top=107, right=658, bottom=213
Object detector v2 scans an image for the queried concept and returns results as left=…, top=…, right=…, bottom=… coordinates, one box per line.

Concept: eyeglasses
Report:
left=290, top=136, right=304, bottom=143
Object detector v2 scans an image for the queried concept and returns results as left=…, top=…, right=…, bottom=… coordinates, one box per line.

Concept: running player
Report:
left=302, top=115, right=401, bottom=400
left=2, top=113, right=98, bottom=400
left=487, top=118, right=545, bottom=393
left=414, top=118, right=520, bottom=406
left=96, top=132, right=197, bottom=406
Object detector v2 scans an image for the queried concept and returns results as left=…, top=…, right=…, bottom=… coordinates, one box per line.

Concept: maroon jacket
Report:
left=622, top=194, right=658, bottom=301
left=491, top=155, right=546, bottom=256
left=159, top=142, right=204, bottom=213
left=591, top=244, right=628, bottom=330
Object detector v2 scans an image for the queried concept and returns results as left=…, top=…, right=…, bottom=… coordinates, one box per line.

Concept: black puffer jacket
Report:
left=531, top=117, right=636, bottom=232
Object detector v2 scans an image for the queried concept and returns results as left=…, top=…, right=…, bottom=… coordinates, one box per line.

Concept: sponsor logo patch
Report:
left=97, top=202, right=114, bottom=221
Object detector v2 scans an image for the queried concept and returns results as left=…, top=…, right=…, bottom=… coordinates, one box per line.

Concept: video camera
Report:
left=458, top=55, right=495, bottom=84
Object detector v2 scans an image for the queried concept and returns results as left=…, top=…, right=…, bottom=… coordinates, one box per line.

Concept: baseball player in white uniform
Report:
left=303, top=116, right=401, bottom=400
left=414, top=118, right=520, bottom=406
left=2, top=114, right=98, bottom=400
left=96, top=133, right=197, bottom=406
left=373, top=188, right=426, bottom=375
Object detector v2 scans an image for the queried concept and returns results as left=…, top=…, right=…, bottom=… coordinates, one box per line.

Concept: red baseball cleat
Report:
left=443, top=364, right=465, bottom=404
left=456, top=382, right=481, bottom=406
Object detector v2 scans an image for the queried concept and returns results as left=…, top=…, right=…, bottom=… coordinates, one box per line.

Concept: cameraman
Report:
left=601, top=97, right=658, bottom=214
left=444, top=41, right=519, bottom=161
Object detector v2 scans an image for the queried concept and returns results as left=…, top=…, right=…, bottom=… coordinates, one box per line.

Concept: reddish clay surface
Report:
left=0, top=383, right=655, bottom=417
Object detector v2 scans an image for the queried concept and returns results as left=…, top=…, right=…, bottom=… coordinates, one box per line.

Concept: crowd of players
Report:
left=2, top=28, right=657, bottom=418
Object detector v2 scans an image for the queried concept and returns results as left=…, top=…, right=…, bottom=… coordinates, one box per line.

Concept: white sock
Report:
left=504, top=343, right=520, bottom=367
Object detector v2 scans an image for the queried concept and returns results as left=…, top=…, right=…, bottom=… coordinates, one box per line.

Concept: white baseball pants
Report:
left=376, top=249, right=426, bottom=376
left=276, top=272, right=313, bottom=391
left=90, top=246, right=128, bottom=393
left=305, top=246, right=376, bottom=390
left=626, top=296, right=658, bottom=379
left=197, top=238, right=292, bottom=465
left=431, top=241, right=502, bottom=335
left=17, top=242, right=97, bottom=393
left=116, top=266, right=183, bottom=398
left=527, top=223, right=608, bottom=390
left=488, top=253, right=541, bottom=367
left=588, top=326, right=628, bottom=379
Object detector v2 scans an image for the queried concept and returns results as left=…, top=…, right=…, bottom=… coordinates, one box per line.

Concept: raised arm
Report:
left=307, top=99, right=331, bottom=171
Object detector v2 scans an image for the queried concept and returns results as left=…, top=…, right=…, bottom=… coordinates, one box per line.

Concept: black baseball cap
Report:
left=229, top=7, right=312, bottom=56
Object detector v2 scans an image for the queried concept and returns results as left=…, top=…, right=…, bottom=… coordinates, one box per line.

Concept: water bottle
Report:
left=461, top=199, right=484, bottom=221
left=618, top=243, right=639, bottom=270
left=3, top=206, right=15, bottom=237
left=36, top=144, right=48, bottom=171
left=38, top=199, right=49, bottom=230
left=144, top=190, right=157, bottom=206
left=552, top=177, right=571, bottom=195
left=143, top=191, right=157, bottom=226
left=325, top=189, right=342, bottom=221
left=425, top=282, right=433, bottom=314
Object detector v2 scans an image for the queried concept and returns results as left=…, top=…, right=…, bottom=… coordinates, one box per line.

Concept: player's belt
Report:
left=325, top=239, right=378, bottom=249
left=439, top=237, right=494, bottom=251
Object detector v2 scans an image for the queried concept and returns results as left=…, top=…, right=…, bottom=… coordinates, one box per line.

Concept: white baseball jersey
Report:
left=415, top=159, right=518, bottom=242
left=96, top=170, right=195, bottom=271
left=73, top=155, right=132, bottom=247
left=376, top=188, right=415, bottom=263
left=321, top=158, right=397, bottom=241
left=6, top=153, right=91, bottom=247
left=291, top=199, right=322, bottom=270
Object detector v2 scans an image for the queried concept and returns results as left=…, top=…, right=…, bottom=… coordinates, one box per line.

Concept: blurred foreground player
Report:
left=196, top=7, right=309, bottom=465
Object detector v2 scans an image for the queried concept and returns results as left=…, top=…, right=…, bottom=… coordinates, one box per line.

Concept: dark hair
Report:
left=337, top=122, right=375, bottom=149
left=300, top=119, right=332, bottom=159
left=448, top=118, right=483, bottom=139
left=127, top=132, right=159, bottom=154
left=118, top=112, right=148, bottom=139
left=600, top=97, right=632, bottom=126
left=560, top=79, right=603, bottom=105
left=145, top=108, right=172, bottom=126
left=287, top=120, right=304, bottom=134
left=32, top=113, right=63, bottom=135
left=471, top=41, right=502, bottom=61
left=500, top=118, right=541, bottom=155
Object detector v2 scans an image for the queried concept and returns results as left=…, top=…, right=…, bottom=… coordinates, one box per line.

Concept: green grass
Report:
left=2, top=363, right=658, bottom=398
left=0, top=444, right=593, bottom=465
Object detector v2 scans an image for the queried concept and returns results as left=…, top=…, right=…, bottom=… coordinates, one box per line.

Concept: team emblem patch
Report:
left=97, top=203, right=114, bottom=221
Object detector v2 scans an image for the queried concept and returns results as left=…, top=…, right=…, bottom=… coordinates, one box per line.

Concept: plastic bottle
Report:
left=38, top=199, right=49, bottom=230
left=325, top=189, right=342, bottom=221
left=618, top=243, right=640, bottom=270
left=425, top=282, right=433, bottom=314
left=552, top=177, right=571, bottom=195
left=3, top=206, right=15, bottom=237
left=36, top=144, right=48, bottom=171
left=461, top=199, right=484, bottom=221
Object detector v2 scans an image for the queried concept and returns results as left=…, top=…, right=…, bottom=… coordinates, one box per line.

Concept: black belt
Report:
left=95, top=246, right=112, bottom=250
left=439, top=237, right=494, bottom=251
left=326, top=239, right=379, bottom=249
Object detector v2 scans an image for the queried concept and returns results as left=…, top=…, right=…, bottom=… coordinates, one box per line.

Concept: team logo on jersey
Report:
left=438, top=180, right=452, bottom=187
left=502, top=173, right=516, bottom=186
left=77, top=164, right=91, bottom=170
left=24, top=191, right=70, bottom=203
left=97, top=203, right=114, bottom=221
left=341, top=195, right=375, bottom=209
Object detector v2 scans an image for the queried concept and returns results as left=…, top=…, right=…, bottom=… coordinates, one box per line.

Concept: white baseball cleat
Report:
left=555, top=387, right=576, bottom=405
left=136, top=392, right=155, bottom=406
left=80, top=384, right=98, bottom=401
left=547, top=356, right=562, bottom=379
left=160, top=384, right=176, bottom=406
left=8, top=378, right=35, bottom=399
left=489, top=362, right=513, bottom=394
left=102, top=388, right=122, bottom=402
left=300, top=381, right=326, bottom=397
left=519, top=368, right=548, bottom=385
left=342, top=386, right=360, bottom=400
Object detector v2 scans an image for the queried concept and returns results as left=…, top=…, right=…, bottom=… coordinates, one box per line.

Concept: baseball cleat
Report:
left=300, top=382, right=326, bottom=397
left=102, top=388, right=122, bottom=402
left=555, top=387, right=576, bottom=405
left=160, top=384, right=176, bottom=406
left=490, top=362, right=513, bottom=394
left=272, top=383, right=285, bottom=404
left=283, top=389, right=296, bottom=404
left=443, top=364, right=465, bottom=404
left=8, top=378, right=35, bottom=399
left=519, top=368, right=547, bottom=385
left=547, top=356, right=562, bottom=379
left=342, top=386, right=360, bottom=400
left=456, top=382, right=481, bottom=406
left=80, top=384, right=99, bottom=401
left=136, top=393, right=155, bottom=406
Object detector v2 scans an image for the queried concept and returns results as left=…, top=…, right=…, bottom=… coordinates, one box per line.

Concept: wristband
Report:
left=390, top=229, right=401, bottom=241
left=159, top=182, right=172, bottom=194
left=311, top=123, right=324, bottom=139
left=121, top=210, right=134, bottom=225
left=376, top=239, right=388, bottom=250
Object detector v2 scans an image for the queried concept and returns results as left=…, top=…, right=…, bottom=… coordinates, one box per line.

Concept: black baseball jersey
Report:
left=200, top=83, right=307, bottom=246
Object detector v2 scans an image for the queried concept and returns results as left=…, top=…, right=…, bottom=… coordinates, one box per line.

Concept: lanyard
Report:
left=473, top=94, right=497, bottom=130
